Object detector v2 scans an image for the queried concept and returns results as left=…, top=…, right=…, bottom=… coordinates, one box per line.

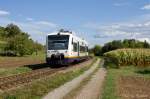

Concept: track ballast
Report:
left=0, top=58, right=92, bottom=91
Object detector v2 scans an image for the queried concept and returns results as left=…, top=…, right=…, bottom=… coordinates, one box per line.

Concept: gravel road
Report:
left=43, top=58, right=106, bottom=99
left=72, top=67, right=106, bottom=99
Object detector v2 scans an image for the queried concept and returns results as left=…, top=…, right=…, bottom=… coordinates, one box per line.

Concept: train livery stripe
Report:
left=64, top=56, right=80, bottom=58
left=64, top=56, right=88, bottom=58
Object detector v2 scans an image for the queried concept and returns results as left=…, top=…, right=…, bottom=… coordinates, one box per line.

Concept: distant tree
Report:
left=0, top=26, right=6, bottom=38
left=143, top=40, right=150, bottom=48
left=5, top=23, right=21, bottom=37
left=101, top=39, right=150, bottom=54
left=0, top=23, right=45, bottom=56
left=93, top=45, right=101, bottom=56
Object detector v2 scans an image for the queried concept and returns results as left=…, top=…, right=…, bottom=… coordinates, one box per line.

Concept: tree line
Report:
left=90, top=39, right=150, bottom=56
left=0, top=24, right=44, bottom=56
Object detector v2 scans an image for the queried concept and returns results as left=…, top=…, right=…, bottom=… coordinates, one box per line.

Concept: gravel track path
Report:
left=43, top=59, right=100, bottom=99
left=72, top=67, right=106, bottom=99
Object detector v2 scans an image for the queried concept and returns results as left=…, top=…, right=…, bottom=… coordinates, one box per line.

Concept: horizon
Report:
left=0, top=0, right=150, bottom=47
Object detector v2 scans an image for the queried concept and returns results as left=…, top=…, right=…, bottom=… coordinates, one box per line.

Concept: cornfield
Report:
left=104, top=48, right=150, bottom=67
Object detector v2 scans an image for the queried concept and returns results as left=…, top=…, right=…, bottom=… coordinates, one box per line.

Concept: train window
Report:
left=80, top=46, right=86, bottom=52
left=72, top=38, right=73, bottom=44
left=73, top=43, right=78, bottom=52
left=48, top=35, right=69, bottom=50
left=86, top=46, right=88, bottom=52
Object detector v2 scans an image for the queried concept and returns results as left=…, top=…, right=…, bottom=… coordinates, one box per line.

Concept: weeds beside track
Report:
left=0, top=58, right=93, bottom=91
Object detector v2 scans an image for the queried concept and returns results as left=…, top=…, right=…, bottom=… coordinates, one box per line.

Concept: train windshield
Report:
left=48, top=35, right=69, bottom=50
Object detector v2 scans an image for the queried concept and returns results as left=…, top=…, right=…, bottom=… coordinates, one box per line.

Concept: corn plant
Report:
left=104, top=48, right=150, bottom=67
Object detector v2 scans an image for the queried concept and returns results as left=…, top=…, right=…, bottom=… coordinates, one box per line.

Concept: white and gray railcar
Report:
left=46, top=30, right=88, bottom=65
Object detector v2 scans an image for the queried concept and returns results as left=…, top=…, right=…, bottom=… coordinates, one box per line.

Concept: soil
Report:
left=118, top=76, right=150, bottom=99
left=0, top=57, right=44, bottom=68
left=72, top=68, right=106, bottom=99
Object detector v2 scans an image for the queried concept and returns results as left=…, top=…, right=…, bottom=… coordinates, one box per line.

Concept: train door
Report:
left=77, top=42, right=79, bottom=56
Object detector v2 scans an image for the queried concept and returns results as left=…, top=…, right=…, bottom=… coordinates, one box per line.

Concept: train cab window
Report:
left=48, top=35, right=69, bottom=50
left=73, top=43, right=78, bottom=52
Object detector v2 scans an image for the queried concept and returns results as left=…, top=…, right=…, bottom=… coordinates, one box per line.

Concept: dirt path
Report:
left=43, top=59, right=101, bottom=99
left=72, top=67, right=106, bottom=99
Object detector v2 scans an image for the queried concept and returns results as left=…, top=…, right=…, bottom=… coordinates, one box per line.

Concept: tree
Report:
left=101, top=39, right=150, bottom=54
left=93, top=45, right=101, bottom=56
left=143, top=40, right=150, bottom=48
left=0, top=24, right=44, bottom=56
left=0, top=26, right=6, bottom=38
left=5, top=33, right=35, bottom=56
left=5, top=23, right=21, bottom=37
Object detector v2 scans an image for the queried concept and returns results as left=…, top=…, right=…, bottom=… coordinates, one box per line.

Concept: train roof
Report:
left=47, top=31, right=88, bottom=45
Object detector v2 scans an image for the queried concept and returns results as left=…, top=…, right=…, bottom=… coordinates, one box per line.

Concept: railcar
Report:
left=46, top=29, right=88, bottom=65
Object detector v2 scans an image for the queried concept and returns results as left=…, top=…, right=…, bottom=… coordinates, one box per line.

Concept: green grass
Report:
left=0, top=58, right=97, bottom=99
left=0, top=51, right=45, bottom=60
left=101, top=62, right=150, bottom=99
left=0, top=51, right=44, bottom=77
left=0, top=67, right=32, bottom=77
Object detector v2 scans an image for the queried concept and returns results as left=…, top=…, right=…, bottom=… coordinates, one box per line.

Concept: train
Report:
left=46, top=29, right=89, bottom=65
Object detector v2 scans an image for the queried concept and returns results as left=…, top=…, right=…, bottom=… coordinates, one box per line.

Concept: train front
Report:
left=46, top=33, right=70, bottom=65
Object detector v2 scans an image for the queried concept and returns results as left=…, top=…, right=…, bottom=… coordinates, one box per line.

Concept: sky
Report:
left=0, top=0, right=150, bottom=47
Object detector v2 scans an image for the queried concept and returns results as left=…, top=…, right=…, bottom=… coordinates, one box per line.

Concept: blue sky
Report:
left=0, top=0, right=150, bottom=47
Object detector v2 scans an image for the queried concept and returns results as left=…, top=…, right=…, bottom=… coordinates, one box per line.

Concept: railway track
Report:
left=0, top=58, right=92, bottom=91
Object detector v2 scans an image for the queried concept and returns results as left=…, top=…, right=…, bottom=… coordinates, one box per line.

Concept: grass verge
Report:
left=0, top=58, right=97, bottom=99
left=101, top=62, right=150, bottom=99
left=0, top=67, right=32, bottom=77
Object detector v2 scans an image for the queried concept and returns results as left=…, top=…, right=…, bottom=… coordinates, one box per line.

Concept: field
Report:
left=0, top=52, right=45, bottom=77
left=0, top=58, right=96, bottom=99
left=102, top=48, right=150, bottom=99
left=0, top=48, right=150, bottom=99
left=102, top=65, right=150, bottom=99
left=0, top=51, right=45, bottom=68
left=104, top=48, right=150, bottom=67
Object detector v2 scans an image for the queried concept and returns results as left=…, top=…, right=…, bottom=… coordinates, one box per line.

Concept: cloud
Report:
left=141, top=4, right=150, bottom=10
left=113, top=3, right=129, bottom=7
left=35, top=21, right=56, bottom=27
left=26, top=17, right=33, bottom=21
left=0, top=10, right=10, bottom=16
left=83, top=20, right=150, bottom=40
left=138, top=38, right=150, bottom=43
left=0, top=18, right=58, bottom=44
left=13, top=21, right=57, bottom=43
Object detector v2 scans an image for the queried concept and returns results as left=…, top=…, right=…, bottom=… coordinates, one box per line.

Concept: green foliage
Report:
left=102, top=39, right=150, bottom=54
left=89, top=45, right=102, bottom=56
left=0, top=26, right=6, bottom=39
left=0, top=23, right=44, bottom=56
left=0, top=67, right=31, bottom=77
left=5, top=24, right=21, bottom=37
left=104, top=48, right=150, bottom=67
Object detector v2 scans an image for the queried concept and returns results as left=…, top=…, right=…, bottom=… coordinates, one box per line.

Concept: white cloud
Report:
left=35, top=21, right=56, bottom=27
left=113, top=3, right=129, bottom=7
left=141, top=4, right=150, bottom=10
left=83, top=20, right=150, bottom=40
left=26, top=17, right=33, bottom=21
left=0, top=10, right=10, bottom=16
left=138, top=38, right=150, bottom=43
left=0, top=18, right=58, bottom=44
